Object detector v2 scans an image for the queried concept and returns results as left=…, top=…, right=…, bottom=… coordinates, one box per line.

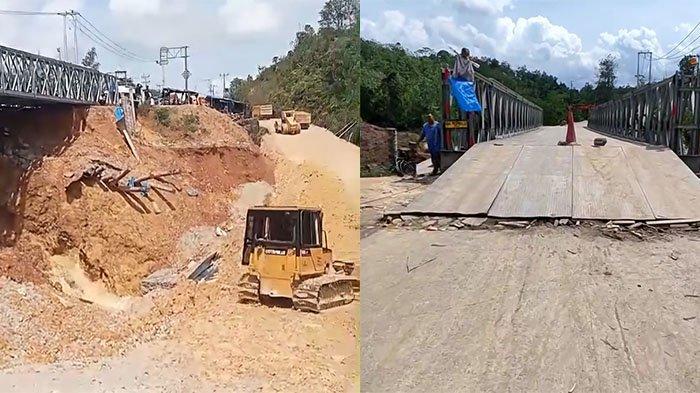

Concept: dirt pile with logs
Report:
left=0, top=104, right=359, bottom=391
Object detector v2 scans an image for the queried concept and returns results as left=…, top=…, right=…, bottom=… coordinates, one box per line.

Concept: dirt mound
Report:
left=136, top=104, right=251, bottom=148
left=0, top=105, right=273, bottom=295
left=0, top=106, right=358, bottom=391
left=262, top=124, right=360, bottom=263
left=361, top=122, right=395, bottom=176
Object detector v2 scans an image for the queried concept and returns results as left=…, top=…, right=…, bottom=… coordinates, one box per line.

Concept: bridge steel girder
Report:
left=0, top=44, right=118, bottom=106
left=472, top=72, right=543, bottom=143
left=589, top=73, right=700, bottom=156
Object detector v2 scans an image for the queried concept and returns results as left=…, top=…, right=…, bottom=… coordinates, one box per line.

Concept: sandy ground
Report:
left=0, top=107, right=360, bottom=392
left=360, top=175, right=700, bottom=392
left=261, top=120, right=360, bottom=204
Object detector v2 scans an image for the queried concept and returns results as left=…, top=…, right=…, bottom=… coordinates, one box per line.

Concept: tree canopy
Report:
left=319, top=0, right=358, bottom=30
left=230, top=0, right=359, bottom=141
left=81, top=47, right=100, bottom=70
left=361, top=40, right=635, bottom=129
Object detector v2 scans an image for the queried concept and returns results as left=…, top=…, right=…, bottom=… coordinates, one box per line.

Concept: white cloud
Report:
left=447, top=0, right=513, bottom=15
left=0, top=0, right=84, bottom=58
left=361, top=10, right=429, bottom=47
left=423, top=14, right=595, bottom=85
left=364, top=5, right=676, bottom=87
left=108, top=0, right=161, bottom=16
left=427, top=16, right=494, bottom=56
left=218, top=0, right=279, bottom=36
left=595, top=27, right=666, bottom=84
left=674, top=22, right=694, bottom=33
left=0, top=0, right=327, bottom=93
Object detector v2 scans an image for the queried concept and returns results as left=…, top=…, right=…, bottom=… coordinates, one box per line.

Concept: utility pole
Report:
left=71, top=10, right=78, bottom=63
left=141, top=74, right=150, bottom=85
left=159, top=46, right=190, bottom=90
left=219, top=72, right=229, bottom=97
left=62, top=13, right=68, bottom=60
left=636, top=51, right=653, bottom=86
left=203, top=78, right=214, bottom=96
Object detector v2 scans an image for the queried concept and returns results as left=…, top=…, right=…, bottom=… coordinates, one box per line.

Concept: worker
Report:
left=114, top=101, right=126, bottom=132
left=418, top=114, right=443, bottom=175
left=452, top=47, right=480, bottom=82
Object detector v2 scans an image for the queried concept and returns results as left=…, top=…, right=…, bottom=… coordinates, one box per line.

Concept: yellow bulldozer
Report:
left=237, top=206, right=359, bottom=312
left=274, top=110, right=301, bottom=135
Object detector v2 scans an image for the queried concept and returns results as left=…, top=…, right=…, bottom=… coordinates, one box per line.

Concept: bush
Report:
left=154, top=108, right=171, bottom=127
left=180, top=113, right=200, bottom=134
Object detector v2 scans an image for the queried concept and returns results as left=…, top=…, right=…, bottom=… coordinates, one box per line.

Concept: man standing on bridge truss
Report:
left=452, top=47, right=480, bottom=82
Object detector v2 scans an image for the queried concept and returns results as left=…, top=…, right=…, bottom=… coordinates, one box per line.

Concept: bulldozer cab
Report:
left=238, top=206, right=358, bottom=311
left=242, top=207, right=330, bottom=297
left=243, top=207, right=324, bottom=260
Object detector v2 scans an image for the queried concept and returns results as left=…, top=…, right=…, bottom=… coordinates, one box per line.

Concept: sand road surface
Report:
left=361, top=227, right=699, bottom=392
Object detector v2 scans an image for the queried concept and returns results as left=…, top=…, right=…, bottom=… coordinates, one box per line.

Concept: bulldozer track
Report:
left=237, top=273, right=260, bottom=304
left=292, top=274, right=359, bottom=313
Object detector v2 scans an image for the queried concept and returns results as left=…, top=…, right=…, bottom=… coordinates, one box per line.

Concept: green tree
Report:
left=229, top=77, right=246, bottom=101
left=319, top=0, right=358, bottom=30
left=231, top=10, right=359, bottom=140
left=594, top=54, right=616, bottom=103
left=81, top=47, right=100, bottom=70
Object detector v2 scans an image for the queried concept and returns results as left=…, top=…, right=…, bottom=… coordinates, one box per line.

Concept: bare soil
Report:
left=360, top=177, right=700, bottom=392
left=0, top=105, right=359, bottom=392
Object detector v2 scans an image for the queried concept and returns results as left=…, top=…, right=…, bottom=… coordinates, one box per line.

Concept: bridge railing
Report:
left=442, top=71, right=543, bottom=154
left=474, top=72, right=543, bottom=141
left=588, top=73, right=700, bottom=156
left=0, top=44, right=118, bottom=105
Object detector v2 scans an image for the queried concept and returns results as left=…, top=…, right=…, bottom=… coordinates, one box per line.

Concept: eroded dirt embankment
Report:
left=0, top=105, right=273, bottom=295
left=0, top=104, right=360, bottom=392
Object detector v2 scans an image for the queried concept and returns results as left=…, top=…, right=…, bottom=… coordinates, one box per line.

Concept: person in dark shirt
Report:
left=418, top=114, right=443, bottom=175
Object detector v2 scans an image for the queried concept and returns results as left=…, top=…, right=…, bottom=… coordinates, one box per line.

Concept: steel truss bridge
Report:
left=589, top=72, right=700, bottom=171
left=0, top=44, right=118, bottom=107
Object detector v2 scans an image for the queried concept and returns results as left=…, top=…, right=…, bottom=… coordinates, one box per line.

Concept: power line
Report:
left=0, top=8, right=151, bottom=63
left=657, top=20, right=700, bottom=60
left=664, top=37, right=700, bottom=61
left=0, top=10, right=61, bottom=15
left=75, top=21, right=146, bottom=63
left=663, top=44, right=700, bottom=61
left=75, top=18, right=148, bottom=62
left=76, top=19, right=150, bottom=63
left=76, top=13, right=149, bottom=61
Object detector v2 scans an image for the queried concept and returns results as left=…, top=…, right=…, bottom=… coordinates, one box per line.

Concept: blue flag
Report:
left=449, top=77, right=482, bottom=112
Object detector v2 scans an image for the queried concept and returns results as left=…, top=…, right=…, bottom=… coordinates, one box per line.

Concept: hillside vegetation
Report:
left=230, top=0, right=359, bottom=141
left=361, top=40, right=636, bottom=130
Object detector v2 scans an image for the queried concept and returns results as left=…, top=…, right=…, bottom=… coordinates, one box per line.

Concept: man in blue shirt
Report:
left=114, top=101, right=126, bottom=132
left=418, top=114, right=442, bottom=175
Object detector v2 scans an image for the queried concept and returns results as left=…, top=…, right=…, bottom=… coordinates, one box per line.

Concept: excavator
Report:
left=237, top=206, right=359, bottom=312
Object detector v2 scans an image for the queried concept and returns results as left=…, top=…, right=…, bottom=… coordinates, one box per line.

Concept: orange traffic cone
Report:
left=565, top=107, right=576, bottom=144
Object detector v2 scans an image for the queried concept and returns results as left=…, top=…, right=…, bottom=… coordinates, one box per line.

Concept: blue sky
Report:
left=361, top=0, right=700, bottom=87
left=0, top=0, right=325, bottom=94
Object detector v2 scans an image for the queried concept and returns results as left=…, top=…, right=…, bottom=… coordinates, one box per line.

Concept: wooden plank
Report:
left=645, top=218, right=700, bottom=226
left=572, top=146, right=654, bottom=220
left=623, top=145, right=700, bottom=220
left=489, top=146, right=572, bottom=217
left=405, top=144, right=522, bottom=215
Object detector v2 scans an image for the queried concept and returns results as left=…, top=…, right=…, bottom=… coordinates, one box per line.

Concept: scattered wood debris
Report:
left=66, top=159, right=182, bottom=213
left=498, top=221, right=528, bottom=228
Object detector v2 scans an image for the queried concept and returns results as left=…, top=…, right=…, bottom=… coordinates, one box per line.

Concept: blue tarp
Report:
left=449, top=77, right=482, bottom=112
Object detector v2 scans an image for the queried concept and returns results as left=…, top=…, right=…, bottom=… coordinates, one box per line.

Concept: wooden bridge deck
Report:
left=403, top=123, right=700, bottom=220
